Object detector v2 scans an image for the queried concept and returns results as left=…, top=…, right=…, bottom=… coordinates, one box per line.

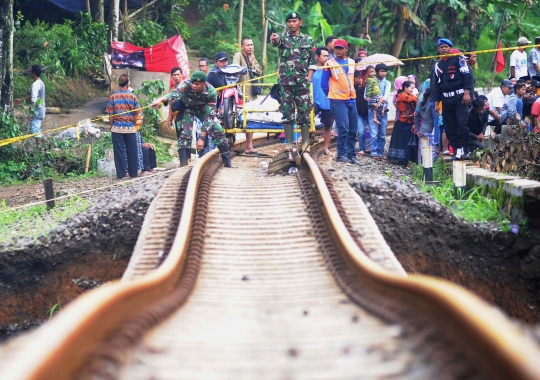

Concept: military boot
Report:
left=218, top=143, right=235, bottom=168
left=300, top=123, right=310, bottom=152
left=178, top=148, right=189, bottom=167
left=283, top=123, right=294, bottom=150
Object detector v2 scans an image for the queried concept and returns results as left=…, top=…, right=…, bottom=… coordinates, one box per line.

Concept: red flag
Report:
left=495, top=42, right=505, bottom=73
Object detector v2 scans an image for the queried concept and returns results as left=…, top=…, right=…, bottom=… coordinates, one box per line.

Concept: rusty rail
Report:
left=1, top=137, right=539, bottom=379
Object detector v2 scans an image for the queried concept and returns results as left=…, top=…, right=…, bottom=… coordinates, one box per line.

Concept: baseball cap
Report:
left=334, top=39, right=348, bottom=48
left=518, top=37, right=532, bottom=45
left=501, top=79, right=514, bottom=88
left=191, top=71, right=207, bottom=83
left=285, top=11, right=301, bottom=21
left=214, top=52, right=228, bottom=61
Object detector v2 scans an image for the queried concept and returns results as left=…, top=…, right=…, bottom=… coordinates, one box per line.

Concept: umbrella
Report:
left=355, top=54, right=404, bottom=71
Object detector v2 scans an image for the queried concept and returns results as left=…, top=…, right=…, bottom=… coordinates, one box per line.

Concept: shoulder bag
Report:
left=243, top=53, right=262, bottom=97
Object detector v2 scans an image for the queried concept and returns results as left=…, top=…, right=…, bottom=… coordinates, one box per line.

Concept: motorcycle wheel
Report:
left=223, top=97, right=236, bottom=130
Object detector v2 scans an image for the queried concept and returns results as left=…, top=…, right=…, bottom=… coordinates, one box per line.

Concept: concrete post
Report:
left=420, top=137, right=433, bottom=181
left=453, top=160, right=467, bottom=198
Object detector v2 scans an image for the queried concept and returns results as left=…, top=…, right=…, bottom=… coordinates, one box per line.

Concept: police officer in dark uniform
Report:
left=432, top=38, right=472, bottom=160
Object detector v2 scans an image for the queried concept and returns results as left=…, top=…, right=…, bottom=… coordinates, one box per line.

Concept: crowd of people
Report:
left=104, top=10, right=540, bottom=178
left=271, top=11, right=540, bottom=166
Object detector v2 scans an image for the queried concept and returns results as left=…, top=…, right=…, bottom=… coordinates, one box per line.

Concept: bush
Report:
left=14, top=12, right=107, bottom=77
left=130, top=20, right=166, bottom=47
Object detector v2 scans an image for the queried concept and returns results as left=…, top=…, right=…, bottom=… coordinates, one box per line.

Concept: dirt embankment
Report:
left=0, top=173, right=174, bottom=341
left=346, top=172, right=540, bottom=323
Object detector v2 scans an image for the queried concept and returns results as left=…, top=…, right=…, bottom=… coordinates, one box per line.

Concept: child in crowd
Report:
left=407, top=74, right=420, bottom=96
left=364, top=65, right=385, bottom=125
left=415, top=87, right=437, bottom=162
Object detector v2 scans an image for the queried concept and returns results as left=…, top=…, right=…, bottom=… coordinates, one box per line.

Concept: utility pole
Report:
left=261, top=0, right=267, bottom=75
left=237, top=0, right=244, bottom=49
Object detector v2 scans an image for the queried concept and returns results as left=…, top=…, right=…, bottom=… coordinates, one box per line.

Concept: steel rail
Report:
left=1, top=138, right=540, bottom=379
left=302, top=151, right=540, bottom=380
left=0, top=137, right=274, bottom=380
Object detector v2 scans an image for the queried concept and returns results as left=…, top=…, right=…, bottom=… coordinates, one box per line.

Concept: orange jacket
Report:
left=327, top=58, right=356, bottom=100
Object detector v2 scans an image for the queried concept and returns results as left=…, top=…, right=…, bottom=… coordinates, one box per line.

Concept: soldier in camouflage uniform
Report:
left=151, top=71, right=233, bottom=167
left=270, top=11, right=317, bottom=148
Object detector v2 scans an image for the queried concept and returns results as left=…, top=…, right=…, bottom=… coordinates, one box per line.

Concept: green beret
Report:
left=190, top=71, right=207, bottom=83
left=285, top=11, right=301, bottom=21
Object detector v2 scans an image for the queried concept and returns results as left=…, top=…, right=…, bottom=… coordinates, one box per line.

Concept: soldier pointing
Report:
left=270, top=11, right=317, bottom=149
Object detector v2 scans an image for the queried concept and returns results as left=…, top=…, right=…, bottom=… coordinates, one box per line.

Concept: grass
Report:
left=48, top=297, right=61, bottom=320
left=410, top=159, right=508, bottom=224
left=0, top=196, right=90, bottom=245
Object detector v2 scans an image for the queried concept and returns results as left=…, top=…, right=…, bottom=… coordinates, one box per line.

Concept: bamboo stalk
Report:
left=85, top=145, right=92, bottom=174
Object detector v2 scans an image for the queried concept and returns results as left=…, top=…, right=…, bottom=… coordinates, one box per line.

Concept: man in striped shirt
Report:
left=106, top=74, right=142, bottom=179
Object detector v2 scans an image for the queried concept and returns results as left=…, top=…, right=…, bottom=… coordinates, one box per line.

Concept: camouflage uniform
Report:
left=272, top=31, right=316, bottom=127
left=169, top=80, right=228, bottom=150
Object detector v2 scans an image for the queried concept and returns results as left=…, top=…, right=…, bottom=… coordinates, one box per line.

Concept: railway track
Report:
left=1, top=136, right=540, bottom=379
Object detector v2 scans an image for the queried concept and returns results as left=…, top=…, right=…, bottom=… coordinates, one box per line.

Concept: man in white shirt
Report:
left=486, top=79, right=513, bottom=133
left=510, top=37, right=531, bottom=79
left=26, top=65, right=46, bottom=138
left=527, top=36, right=540, bottom=78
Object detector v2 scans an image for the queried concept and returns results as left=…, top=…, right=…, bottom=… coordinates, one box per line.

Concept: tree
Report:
left=110, top=0, right=120, bottom=41
left=0, top=0, right=14, bottom=116
left=90, top=0, right=104, bottom=23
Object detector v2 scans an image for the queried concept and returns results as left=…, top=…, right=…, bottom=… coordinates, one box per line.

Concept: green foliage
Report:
left=0, top=196, right=90, bottom=245
left=189, top=8, right=239, bottom=58
left=411, top=159, right=509, bottom=224
left=159, top=0, right=191, bottom=40
left=134, top=80, right=173, bottom=162
left=135, top=80, right=166, bottom=140
left=13, top=12, right=107, bottom=77
left=0, top=113, right=23, bottom=139
left=129, top=20, right=166, bottom=47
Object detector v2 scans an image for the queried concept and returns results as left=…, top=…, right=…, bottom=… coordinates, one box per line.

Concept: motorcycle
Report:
left=216, top=64, right=248, bottom=130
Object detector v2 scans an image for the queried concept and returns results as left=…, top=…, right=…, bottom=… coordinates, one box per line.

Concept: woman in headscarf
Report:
left=415, top=78, right=437, bottom=163
left=388, top=80, right=418, bottom=164
left=392, top=76, right=408, bottom=109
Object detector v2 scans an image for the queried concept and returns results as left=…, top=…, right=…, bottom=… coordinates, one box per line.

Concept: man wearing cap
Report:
left=270, top=11, right=316, bottom=149
left=432, top=38, right=473, bottom=160
left=150, top=71, right=233, bottom=168
left=510, top=37, right=531, bottom=79
left=486, top=79, right=514, bottom=133
left=528, top=37, right=540, bottom=78
left=320, top=39, right=359, bottom=164
left=206, top=52, right=229, bottom=91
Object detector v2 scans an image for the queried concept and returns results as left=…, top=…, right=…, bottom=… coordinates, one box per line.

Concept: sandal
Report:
left=323, top=150, right=332, bottom=155
left=357, top=151, right=365, bottom=157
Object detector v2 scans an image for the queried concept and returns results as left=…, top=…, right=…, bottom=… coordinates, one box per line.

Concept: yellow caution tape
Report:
left=0, top=106, right=149, bottom=147
left=3, top=42, right=533, bottom=148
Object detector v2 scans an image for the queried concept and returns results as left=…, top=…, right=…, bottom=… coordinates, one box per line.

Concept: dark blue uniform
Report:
left=432, top=55, right=472, bottom=152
